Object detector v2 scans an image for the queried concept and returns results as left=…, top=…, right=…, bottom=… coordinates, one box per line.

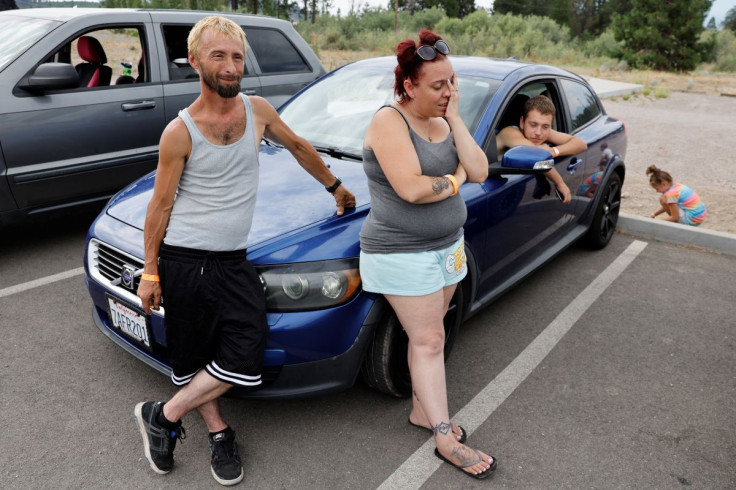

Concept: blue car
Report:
left=84, top=56, right=626, bottom=399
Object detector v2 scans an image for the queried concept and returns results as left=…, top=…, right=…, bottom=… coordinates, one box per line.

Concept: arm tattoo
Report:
left=431, top=176, right=450, bottom=195
left=432, top=421, right=452, bottom=436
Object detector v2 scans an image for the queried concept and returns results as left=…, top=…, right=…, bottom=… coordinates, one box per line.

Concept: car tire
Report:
left=585, top=172, right=622, bottom=249
left=360, top=284, right=464, bottom=398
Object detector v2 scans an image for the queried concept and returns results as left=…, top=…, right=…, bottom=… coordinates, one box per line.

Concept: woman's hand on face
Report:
left=445, top=73, right=460, bottom=120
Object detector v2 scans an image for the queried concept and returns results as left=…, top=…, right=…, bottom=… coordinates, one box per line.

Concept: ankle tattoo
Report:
left=432, top=421, right=451, bottom=436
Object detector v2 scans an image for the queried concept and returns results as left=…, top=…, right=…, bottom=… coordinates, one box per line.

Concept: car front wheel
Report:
left=585, top=172, right=622, bottom=249
left=360, top=284, right=464, bottom=398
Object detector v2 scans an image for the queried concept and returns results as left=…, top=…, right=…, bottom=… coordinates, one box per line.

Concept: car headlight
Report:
left=256, top=258, right=361, bottom=312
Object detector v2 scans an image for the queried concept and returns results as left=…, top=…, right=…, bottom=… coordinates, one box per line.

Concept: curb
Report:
left=586, top=77, right=643, bottom=98
left=617, top=212, right=736, bottom=257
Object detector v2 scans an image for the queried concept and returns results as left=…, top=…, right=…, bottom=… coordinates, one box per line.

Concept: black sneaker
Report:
left=209, top=427, right=244, bottom=486
left=133, top=401, right=186, bottom=474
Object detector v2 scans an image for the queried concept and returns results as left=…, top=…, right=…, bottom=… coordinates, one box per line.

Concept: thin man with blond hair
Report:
left=133, top=16, right=355, bottom=485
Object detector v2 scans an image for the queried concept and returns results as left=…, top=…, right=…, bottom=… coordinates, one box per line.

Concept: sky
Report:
left=328, top=0, right=736, bottom=27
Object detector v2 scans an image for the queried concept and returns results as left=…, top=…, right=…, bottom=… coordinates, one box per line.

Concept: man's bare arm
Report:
left=546, top=129, right=587, bottom=156
left=137, top=120, right=189, bottom=314
left=253, top=97, right=356, bottom=214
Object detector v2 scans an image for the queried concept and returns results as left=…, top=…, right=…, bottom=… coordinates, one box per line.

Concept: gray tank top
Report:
left=359, top=105, right=467, bottom=254
left=164, top=94, right=259, bottom=251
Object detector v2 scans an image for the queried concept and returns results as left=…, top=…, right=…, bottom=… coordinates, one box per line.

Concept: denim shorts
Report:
left=360, top=236, right=467, bottom=296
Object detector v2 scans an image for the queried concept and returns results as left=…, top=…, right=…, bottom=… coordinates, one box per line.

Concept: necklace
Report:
left=401, top=103, right=432, bottom=141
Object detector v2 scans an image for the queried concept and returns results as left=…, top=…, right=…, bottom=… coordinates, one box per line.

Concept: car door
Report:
left=558, top=78, right=615, bottom=209
left=475, top=80, right=585, bottom=296
left=2, top=16, right=165, bottom=213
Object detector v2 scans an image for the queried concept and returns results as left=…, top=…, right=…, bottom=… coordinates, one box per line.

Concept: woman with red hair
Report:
left=359, top=30, right=496, bottom=479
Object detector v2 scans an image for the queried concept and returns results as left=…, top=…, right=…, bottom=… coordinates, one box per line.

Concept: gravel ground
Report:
left=603, top=91, right=736, bottom=235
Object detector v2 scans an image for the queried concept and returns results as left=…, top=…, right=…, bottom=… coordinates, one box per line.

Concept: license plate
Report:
left=107, top=296, right=151, bottom=349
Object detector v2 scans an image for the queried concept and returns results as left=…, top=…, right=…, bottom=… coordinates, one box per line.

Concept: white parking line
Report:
left=378, top=240, right=648, bottom=489
left=0, top=267, right=85, bottom=299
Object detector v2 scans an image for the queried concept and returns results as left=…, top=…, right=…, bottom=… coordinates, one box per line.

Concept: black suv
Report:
left=0, top=8, right=325, bottom=225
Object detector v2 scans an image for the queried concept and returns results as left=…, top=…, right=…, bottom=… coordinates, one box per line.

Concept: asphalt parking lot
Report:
left=1, top=210, right=735, bottom=489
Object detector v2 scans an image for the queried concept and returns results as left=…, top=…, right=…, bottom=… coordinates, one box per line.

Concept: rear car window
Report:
left=561, top=79, right=601, bottom=131
left=244, top=27, right=309, bottom=74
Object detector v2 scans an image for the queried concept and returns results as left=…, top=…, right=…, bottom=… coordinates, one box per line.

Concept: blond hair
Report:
left=188, top=16, right=246, bottom=60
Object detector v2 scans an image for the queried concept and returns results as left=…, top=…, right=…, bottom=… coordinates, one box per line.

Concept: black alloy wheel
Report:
left=360, top=283, right=464, bottom=398
left=586, top=173, right=622, bottom=249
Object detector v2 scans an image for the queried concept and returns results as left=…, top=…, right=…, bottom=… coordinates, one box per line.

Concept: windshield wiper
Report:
left=312, top=145, right=362, bottom=161
left=262, top=139, right=361, bottom=161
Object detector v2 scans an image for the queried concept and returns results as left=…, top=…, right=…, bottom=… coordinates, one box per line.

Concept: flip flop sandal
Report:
left=408, top=419, right=467, bottom=443
left=434, top=447, right=497, bottom=480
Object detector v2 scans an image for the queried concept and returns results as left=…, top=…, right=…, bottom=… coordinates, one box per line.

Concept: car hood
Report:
left=106, top=145, right=370, bottom=246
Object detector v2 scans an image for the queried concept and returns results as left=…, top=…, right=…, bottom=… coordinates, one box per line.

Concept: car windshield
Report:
left=0, top=16, right=60, bottom=73
left=278, top=62, right=501, bottom=158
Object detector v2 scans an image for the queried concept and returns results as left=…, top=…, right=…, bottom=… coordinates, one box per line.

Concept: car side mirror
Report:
left=18, top=63, right=80, bottom=93
left=488, top=146, right=555, bottom=176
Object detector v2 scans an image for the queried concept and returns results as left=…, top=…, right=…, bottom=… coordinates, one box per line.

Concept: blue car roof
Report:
left=345, top=55, right=579, bottom=84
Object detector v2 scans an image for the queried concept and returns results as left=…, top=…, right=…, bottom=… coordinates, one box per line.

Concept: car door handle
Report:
left=241, top=89, right=257, bottom=95
left=121, top=100, right=157, bottom=111
left=567, top=158, right=583, bottom=173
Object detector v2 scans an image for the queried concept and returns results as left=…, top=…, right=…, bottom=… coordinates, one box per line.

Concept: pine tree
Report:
left=725, top=6, right=736, bottom=32
left=611, top=0, right=713, bottom=71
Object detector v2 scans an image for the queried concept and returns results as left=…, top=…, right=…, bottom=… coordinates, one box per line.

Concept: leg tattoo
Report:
left=432, top=421, right=452, bottom=436
left=451, top=445, right=481, bottom=466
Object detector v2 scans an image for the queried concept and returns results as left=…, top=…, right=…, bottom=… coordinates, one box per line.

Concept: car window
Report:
left=161, top=25, right=199, bottom=81
left=561, top=79, right=601, bottom=131
left=496, top=82, right=560, bottom=132
left=243, top=27, right=310, bottom=74
left=42, top=26, right=148, bottom=89
left=0, top=16, right=60, bottom=73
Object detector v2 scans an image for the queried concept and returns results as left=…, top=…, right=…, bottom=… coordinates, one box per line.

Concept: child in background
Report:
left=647, top=165, right=706, bottom=226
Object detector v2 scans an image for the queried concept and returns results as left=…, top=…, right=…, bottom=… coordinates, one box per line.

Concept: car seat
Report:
left=167, top=45, right=197, bottom=80
left=75, top=36, right=112, bottom=88
left=498, top=94, right=529, bottom=129
left=135, top=52, right=146, bottom=83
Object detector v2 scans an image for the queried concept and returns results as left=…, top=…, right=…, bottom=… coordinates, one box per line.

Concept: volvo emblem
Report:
left=121, top=265, right=136, bottom=290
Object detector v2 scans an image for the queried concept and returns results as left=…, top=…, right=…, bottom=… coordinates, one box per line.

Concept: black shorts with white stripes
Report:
left=159, top=243, right=268, bottom=390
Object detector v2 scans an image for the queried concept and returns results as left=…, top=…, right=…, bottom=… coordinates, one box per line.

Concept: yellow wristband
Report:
left=141, top=273, right=160, bottom=282
left=445, top=174, right=459, bottom=196
left=553, top=147, right=560, bottom=157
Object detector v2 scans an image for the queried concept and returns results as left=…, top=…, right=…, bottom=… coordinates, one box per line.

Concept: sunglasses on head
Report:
left=416, top=40, right=450, bottom=61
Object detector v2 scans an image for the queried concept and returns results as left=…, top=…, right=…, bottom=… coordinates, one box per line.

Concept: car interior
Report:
left=162, top=25, right=199, bottom=81
left=39, top=27, right=148, bottom=89
left=487, top=82, right=562, bottom=163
